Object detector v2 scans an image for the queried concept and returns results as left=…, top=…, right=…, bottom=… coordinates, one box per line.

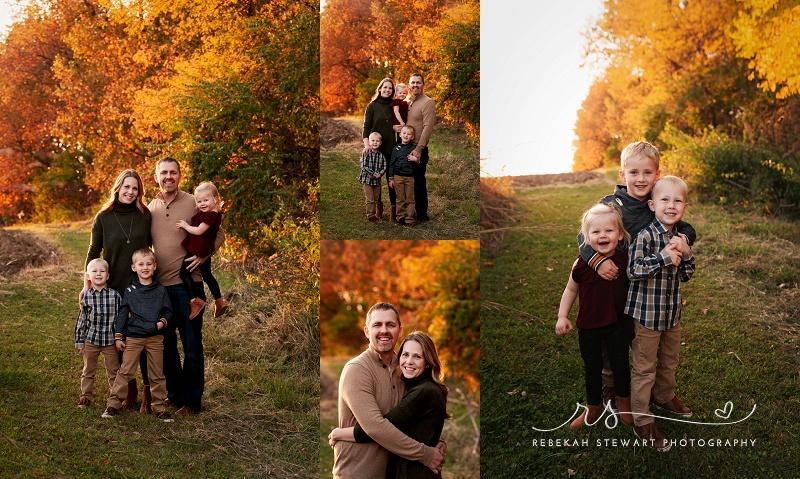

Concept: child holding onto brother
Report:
left=388, top=124, right=420, bottom=226
left=555, top=141, right=697, bottom=451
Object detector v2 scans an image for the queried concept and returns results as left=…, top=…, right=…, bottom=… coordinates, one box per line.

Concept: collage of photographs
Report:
left=0, top=0, right=797, bottom=478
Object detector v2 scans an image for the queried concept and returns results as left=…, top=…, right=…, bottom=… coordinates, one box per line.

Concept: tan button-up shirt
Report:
left=406, top=93, right=436, bottom=148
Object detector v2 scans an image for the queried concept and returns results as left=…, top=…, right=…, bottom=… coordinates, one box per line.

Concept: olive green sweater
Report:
left=85, top=201, right=152, bottom=295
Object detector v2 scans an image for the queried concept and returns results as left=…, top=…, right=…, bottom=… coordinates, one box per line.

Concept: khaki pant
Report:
left=630, top=321, right=681, bottom=426
left=80, top=343, right=120, bottom=401
left=107, top=336, right=167, bottom=414
left=362, top=183, right=381, bottom=218
left=394, top=176, right=415, bottom=223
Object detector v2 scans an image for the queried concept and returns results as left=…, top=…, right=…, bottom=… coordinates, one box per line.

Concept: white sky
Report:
left=0, top=1, right=19, bottom=39
left=481, top=1, right=605, bottom=176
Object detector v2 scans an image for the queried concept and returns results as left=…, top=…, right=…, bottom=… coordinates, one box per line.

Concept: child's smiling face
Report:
left=395, top=85, right=407, bottom=99
left=620, top=154, right=660, bottom=201
left=649, top=181, right=687, bottom=228
left=131, top=254, right=156, bottom=282
left=586, top=213, right=623, bottom=256
left=195, top=191, right=216, bottom=212
left=368, top=134, right=382, bottom=150
left=400, top=128, right=414, bottom=144
left=87, top=263, right=109, bottom=289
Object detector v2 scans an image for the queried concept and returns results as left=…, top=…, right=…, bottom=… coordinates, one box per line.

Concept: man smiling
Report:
left=147, top=157, right=222, bottom=415
left=332, top=302, right=444, bottom=478
left=405, top=73, right=436, bottom=222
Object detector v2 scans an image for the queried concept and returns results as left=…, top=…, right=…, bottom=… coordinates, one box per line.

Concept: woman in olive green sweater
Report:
left=362, top=78, right=398, bottom=221
left=329, top=331, right=448, bottom=478
left=83, top=169, right=152, bottom=411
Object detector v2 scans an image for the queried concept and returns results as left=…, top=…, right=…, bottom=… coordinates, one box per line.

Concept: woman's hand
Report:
left=78, top=274, right=90, bottom=307
left=328, top=428, right=342, bottom=447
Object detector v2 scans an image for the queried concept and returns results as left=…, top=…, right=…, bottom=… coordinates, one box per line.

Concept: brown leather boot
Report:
left=214, top=297, right=229, bottom=318
left=122, top=379, right=138, bottom=410
left=390, top=206, right=397, bottom=223
left=376, top=201, right=384, bottom=220
left=570, top=404, right=602, bottom=431
left=139, top=385, right=152, bottom=414
left=615, top=396, right=634, bottom=426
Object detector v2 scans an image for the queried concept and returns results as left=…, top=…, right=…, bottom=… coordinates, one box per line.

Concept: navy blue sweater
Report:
left=114, top=279, right=172, bottom=339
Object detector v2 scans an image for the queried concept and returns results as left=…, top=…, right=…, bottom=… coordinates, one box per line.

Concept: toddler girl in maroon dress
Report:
left=176, top=181, right=227, bottom=319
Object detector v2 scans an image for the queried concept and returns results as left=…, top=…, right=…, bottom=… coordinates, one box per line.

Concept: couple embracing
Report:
left=330, top=302, right=447, bottom=479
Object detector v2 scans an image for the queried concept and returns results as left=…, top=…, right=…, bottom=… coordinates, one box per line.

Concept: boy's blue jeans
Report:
left=163, top=283, right=205, bottom=410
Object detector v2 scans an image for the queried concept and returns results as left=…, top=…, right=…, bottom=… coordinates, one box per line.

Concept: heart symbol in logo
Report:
left=715, top=401, right=734, bottom=419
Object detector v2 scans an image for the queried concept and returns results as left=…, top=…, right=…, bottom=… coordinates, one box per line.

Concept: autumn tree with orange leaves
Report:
left=321, top=240, right=479, bottom=390
left=320, top=0, right=479, bottom=137
left=573, top=0, right=800, bottom=216
left=0, top=0, right=319, bottom=288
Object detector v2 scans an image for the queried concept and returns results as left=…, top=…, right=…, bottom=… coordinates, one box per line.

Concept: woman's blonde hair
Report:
left=99, top=169, right=147, bottom=214
left=579, top=203, right=630, bottom=248
left=194, top=181, right=222, bottom=210
left=399, top=331, right=448, bottom=403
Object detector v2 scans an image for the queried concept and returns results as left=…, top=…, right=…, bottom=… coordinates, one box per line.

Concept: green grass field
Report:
left=481, top=179, right=800, bottom=477
left=0, top=223, right=319, bottom=478
left=321, top=117, right=479, bottom=240
left=319, top=357, right=480, bottom=479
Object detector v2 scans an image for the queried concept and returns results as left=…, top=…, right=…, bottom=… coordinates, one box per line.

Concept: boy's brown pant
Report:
left=630, top=321, right=681, bottom=427
left=80, top=343, right=120, bottom=400
left=107, top=336, right=167, bottom=414
left=362, top=184, right=381, bottom=218
left=394, top=176, right=415, bottom=223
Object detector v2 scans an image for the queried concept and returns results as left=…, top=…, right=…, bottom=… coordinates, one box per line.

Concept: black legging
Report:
left=579, top=322, right=630, bottom=405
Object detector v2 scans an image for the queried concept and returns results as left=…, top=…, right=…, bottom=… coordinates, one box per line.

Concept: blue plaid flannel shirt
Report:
left=74, top=286, right=121, bottom=348
left=626, top=219, right=696, bottom=331
left=358, top=149, right=386, bottom=186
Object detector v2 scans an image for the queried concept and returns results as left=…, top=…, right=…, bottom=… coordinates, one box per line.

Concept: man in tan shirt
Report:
left=332, top=302, right=444, bottom=478
left=148, top=157, right=221, bottom=415
left=406, top=73, right=436, bottom=222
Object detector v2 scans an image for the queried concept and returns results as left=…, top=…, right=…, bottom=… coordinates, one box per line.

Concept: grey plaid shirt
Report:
left=626, top=219, right=696, bottom=331
left=74, top=286, right=121, bottom=348
left=358, top=149, right=386, bottom=186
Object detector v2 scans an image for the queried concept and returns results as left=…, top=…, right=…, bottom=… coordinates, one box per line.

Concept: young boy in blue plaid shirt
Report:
left=74, top=258, right=121, bottom=408
left=359, top=132, right=387, bottom=222
left=627, top=176, right=696, bottom=451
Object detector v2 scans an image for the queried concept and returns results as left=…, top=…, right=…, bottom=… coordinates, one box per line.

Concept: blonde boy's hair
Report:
left=620, top=141, right=660, bottom=170
left=580, top=203, right=631, bottom=247
left=652, top=175, right=689, bottom=201
left=86, top=258, right=109, bottom=271
left=131, top=248, right=156, bottom=263
left=401, top=124, right=416, bottom=135
left=369, top=131, right=382, bottom=140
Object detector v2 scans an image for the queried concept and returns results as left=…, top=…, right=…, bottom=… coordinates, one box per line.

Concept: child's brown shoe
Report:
left=188, top=298, right=206, bottom=320
left=634, top=422, right=671, bottom=452
left=615, top=396, right=634, bottom=426
left=101, top=406, right=120, bottom=418
left=214, top=298, right=229, bottom=318
left=654, top=395, right=692, bottom=417
left=569, top=404, right=602, bottom=431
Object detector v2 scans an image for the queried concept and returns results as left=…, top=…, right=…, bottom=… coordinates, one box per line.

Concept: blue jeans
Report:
left=163, top=283, right=205, bottom=410
left=413, top=147, right=429, bottom=219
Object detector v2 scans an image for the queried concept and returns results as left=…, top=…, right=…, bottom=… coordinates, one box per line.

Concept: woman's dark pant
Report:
left=579, top=322, right=630, bottom=405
